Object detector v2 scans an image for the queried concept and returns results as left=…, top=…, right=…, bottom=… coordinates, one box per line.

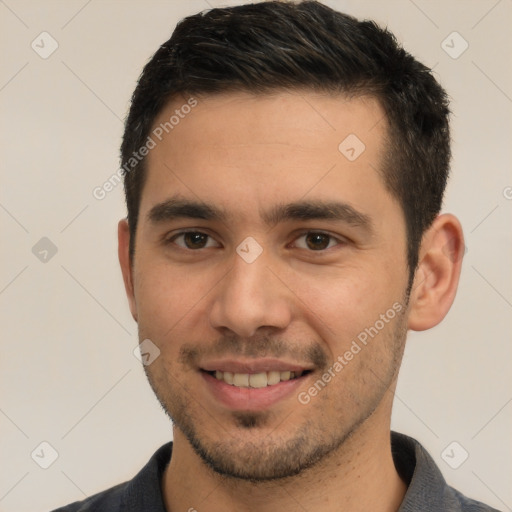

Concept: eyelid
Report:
left=290, top=230, right=347, bottom=250
left=162, top=229, right=347, bottom=251
left=164, top=229, right=222, bottom=249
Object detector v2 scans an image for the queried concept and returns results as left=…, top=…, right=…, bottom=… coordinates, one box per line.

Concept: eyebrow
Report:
left=263, top=201, right=373, bottom=232
left=148, top=197, right=226, bottom=223
left=147, top=196, right=373, bottom=232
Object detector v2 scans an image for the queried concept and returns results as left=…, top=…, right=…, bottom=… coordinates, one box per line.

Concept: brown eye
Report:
left=305, top=233, right=331, bottom=250
left=293, top=232, right=341, bottom=251
left=183, top=232, right=208, bottom=248
left=171, top=232, right=219, bottom=249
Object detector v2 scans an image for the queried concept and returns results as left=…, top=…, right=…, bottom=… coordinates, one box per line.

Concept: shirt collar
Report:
left=120, top=431, right=492, bottom=511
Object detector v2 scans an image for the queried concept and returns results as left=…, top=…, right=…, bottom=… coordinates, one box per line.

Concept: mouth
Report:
left=204, top=369, right=312, bottom=388
left=199, top=358, right=315, bottom=410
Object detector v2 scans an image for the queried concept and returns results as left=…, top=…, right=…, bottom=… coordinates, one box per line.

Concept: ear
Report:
left=407, top=214, right=464, bottom=331
left=118, top=219, right=138, bottom=322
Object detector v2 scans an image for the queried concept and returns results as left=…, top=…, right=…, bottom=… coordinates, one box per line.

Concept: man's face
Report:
left=126, top=91, right=411, bottom=480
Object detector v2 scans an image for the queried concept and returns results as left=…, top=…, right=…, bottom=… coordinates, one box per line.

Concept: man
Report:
left=53, top=1, right=499, bottom=511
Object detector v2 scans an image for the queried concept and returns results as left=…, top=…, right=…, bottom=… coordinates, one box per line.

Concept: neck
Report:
left=162, top=420, right=406, bottom=512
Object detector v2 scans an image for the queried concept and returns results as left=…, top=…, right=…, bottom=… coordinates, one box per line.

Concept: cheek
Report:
left=133, top=258, right=223, bottom=359
left=134, top=261, right=195, bottom=337
left=289, top=268, right=397, bottom=347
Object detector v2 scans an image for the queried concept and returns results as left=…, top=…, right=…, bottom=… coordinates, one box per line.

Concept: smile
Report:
left=207, top=370, right=308, bottom=388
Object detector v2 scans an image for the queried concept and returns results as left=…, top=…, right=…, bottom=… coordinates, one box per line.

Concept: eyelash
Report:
left=165, top=230, right=345, bottom=252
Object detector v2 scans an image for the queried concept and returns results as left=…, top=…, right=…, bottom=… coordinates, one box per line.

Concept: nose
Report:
left=209, top=250, right=293, bottom=338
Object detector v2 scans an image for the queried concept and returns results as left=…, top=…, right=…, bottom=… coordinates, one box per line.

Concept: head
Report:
left=121, top=0, right=451, bottom=289
left=118, top=1, right=463, bottom=481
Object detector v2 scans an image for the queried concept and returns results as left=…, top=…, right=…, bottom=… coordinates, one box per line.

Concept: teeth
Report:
left=249, top=372, right=267, bottom=388
left=233, top=373, right=249, bottom=387
left=267, top=371, right=280, bottom=385
left=212, top=370, right=304, bottom=388
left=280, top=371, right=291, bottom=381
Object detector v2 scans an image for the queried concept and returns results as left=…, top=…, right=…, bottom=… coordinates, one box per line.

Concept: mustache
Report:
left=179, top=333, right=328, bottom=369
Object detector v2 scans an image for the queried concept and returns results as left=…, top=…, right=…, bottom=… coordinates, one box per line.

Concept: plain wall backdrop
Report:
left=1, top=1, right=511, bottom=511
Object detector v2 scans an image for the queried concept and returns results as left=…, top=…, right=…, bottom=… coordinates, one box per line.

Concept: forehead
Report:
left=142, top=90, right=394, bottom=225
left=151, top=90, right=386, bottom=150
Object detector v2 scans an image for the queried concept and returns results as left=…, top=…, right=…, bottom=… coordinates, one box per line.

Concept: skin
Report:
left=118, top=91, right=464, bottom=512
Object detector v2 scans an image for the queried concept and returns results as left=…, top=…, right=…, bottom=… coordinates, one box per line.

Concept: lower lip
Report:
left=202, top=371, right=308, bottom=411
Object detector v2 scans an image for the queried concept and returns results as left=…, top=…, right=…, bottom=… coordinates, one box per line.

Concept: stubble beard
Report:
left=142, top=310, right=408, bottom=482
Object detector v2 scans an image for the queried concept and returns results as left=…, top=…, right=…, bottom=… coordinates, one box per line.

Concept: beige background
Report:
left=0, top=1, right=511, bottom=511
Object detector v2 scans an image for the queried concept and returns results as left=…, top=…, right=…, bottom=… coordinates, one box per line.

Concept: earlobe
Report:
left=118, top=219, right=138, bottom=322
left=407, top=214, right=464, bottom=331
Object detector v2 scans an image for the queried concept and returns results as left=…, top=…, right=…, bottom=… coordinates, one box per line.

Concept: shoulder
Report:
left=392, top=432, right=502, bottom=512
left=49, top=442, right=173, bottom=512
left=441, top=485, right=503, bottom=512
left=50, top=481, right=126, bottom=512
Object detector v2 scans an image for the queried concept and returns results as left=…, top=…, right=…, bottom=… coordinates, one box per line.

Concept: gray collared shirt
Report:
left=52, top=431, right=501, bottom=511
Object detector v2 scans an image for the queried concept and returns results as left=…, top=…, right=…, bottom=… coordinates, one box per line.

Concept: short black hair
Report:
left=121, top=0, right=451, bottom=290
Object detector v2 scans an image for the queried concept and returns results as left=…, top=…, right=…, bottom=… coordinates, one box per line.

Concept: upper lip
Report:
left=200, top=358, right=313, bottom=374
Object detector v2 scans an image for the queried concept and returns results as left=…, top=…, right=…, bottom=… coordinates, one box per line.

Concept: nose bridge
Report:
left=209, top=248, right=291, bottom=337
